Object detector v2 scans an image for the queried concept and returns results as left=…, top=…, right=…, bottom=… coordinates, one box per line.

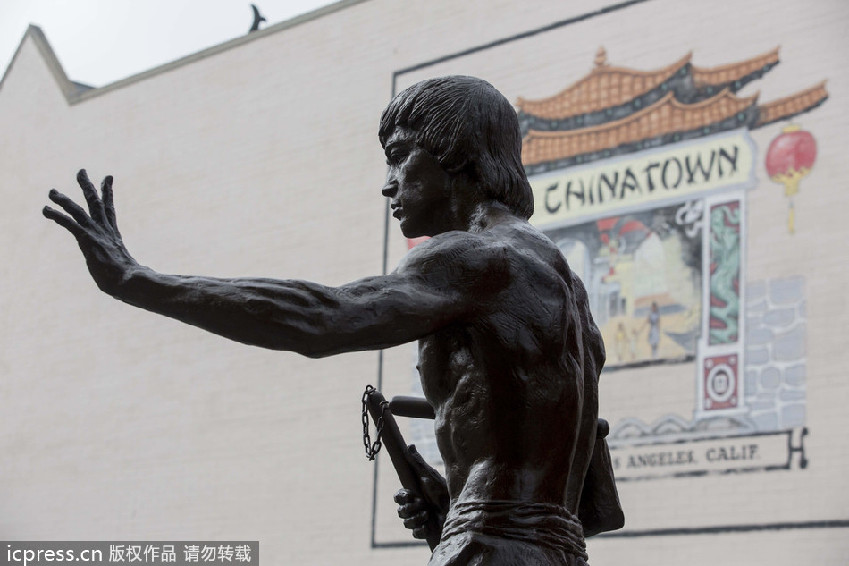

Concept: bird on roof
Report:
left=249, top=4, right=267, bottom=32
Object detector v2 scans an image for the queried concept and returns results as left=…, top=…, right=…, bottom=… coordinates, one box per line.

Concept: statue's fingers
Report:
left=43, top=206, right=86, bottom=240
left=403, top=510, right=429, bottom=530
left=394, top=489, right=417, bottom=505
left=397, top=499, right=426, bottom=519
left=48, top=189, right=93, bottom=227
left=101, top=175, right=121, bottom=234
left=404, top=444, right=430, bottom=472
left=76, top=169, right=106, bottom=223
left=405, top=446, right=445, bottom=497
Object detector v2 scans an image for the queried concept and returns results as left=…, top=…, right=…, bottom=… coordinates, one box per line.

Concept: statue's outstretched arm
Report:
left=43, top=170, right=507, bottom=357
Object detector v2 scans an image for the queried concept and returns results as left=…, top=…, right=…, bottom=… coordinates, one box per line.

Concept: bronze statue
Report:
left=43, top=76, right=622, bottom=565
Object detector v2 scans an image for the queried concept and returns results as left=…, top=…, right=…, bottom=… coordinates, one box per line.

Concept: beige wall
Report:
left=1, top=1, right=847, bottom=564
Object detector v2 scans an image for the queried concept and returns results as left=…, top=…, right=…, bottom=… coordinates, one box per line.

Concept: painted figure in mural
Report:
left=43, top=76, right=616, bottom=565
left=647, top=301, right=661, bottom=359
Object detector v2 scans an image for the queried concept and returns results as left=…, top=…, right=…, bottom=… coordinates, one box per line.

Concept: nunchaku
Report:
left=363, top=387, right=441, bottom=550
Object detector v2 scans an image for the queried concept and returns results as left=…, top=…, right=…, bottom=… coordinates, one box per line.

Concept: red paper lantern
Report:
left=765, top=124, right=817, bottom=233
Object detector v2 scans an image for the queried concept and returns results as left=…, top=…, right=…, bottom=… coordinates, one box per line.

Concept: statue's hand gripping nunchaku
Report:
left=362, top=386, right=445, bottom=550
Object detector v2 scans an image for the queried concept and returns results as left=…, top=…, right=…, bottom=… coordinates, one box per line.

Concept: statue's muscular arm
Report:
left=43, top=171, right=509, bottom=357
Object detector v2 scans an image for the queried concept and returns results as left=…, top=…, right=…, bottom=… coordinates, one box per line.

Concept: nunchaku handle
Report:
left=388, top=395, right=611, bottom=440
left=389, top=396, right=436, bottom=419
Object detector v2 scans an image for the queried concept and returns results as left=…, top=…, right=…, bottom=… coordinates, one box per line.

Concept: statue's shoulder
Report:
left=488, top=220, right=568, bottom=270
left=396, top=230, right=512, bottom=281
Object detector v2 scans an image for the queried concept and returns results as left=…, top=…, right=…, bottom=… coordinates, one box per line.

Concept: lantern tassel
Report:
left=788, top=199, right=795, bottom=234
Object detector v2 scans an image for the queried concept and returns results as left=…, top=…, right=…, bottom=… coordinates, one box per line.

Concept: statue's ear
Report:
left=445, top=164, right=481, bottom=200
left=442, top=156, right=475, bottom=180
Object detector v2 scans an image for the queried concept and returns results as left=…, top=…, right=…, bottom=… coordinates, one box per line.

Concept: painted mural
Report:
left=520, top=47, right=827, bottom=479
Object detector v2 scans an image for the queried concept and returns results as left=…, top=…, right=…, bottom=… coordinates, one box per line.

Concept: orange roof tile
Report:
left=515, top=51, right=692, bottom=121
left=522, top=90, right=758, bottom=166
left=756, top=81, right=828, bottom=127
left=691, top=47, right=779, bottom=87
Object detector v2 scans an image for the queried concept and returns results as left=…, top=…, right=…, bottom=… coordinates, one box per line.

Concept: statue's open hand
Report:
left=394, top=444, right=449, bottom=542
left=43, top=169, right=138, bottom=296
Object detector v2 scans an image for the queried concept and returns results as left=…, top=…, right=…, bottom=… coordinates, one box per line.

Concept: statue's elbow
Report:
left=290, top=332, right=340, bottom=359
left=299, top=346, right=333, bottom=359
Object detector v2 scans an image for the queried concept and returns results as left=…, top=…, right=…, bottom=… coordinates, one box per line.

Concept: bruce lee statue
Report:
left=43, top=76, right=623, bottom=565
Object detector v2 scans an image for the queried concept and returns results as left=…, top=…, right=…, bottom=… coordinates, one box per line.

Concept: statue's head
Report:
left=379, top=76, right=533, bottom=219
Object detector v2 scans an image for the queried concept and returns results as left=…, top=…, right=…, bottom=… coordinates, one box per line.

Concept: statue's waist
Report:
left=440, top=499, right=587, bottom=559
left=444, top=454, right=574, bottom=503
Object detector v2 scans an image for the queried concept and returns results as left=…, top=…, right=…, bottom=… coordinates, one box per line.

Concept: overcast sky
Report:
left=1, top=0, right=334, bottom=87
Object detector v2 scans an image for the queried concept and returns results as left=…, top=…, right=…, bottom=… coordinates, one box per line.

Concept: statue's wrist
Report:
left=113, top=263, right=148, bottom=302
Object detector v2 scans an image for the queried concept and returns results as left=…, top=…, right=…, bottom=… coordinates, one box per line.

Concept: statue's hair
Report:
left=379, top=76, right=534, bottom=219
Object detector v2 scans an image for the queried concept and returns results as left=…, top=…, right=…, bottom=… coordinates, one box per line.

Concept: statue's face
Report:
left=381, top=127, right=454, bottom=238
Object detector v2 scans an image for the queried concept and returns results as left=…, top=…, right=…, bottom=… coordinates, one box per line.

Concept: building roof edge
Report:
left=1, top=0, right=370, bottom=106
left=0, top=24, right=82, bottom=102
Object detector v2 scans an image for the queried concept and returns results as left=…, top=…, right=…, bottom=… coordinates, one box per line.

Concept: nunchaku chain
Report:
left=362, top=384, right=389, bottom=460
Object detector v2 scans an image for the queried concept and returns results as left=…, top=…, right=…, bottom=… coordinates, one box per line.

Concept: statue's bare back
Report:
left=413, top=219, right=586, bottom=508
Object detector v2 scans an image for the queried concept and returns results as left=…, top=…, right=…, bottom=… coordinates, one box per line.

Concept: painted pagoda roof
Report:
left=755, top=81, right=829, bottom=128
left=691, top=48, right=780, bottom=88
left=515, top=47, right=780, bottom=124
left=515, top=50, right=692, bottom=121
left=522, top=90, right=758, bottom=166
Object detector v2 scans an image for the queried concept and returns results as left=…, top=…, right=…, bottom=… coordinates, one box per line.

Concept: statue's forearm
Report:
left=115, top=266, right=372, bottom=357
